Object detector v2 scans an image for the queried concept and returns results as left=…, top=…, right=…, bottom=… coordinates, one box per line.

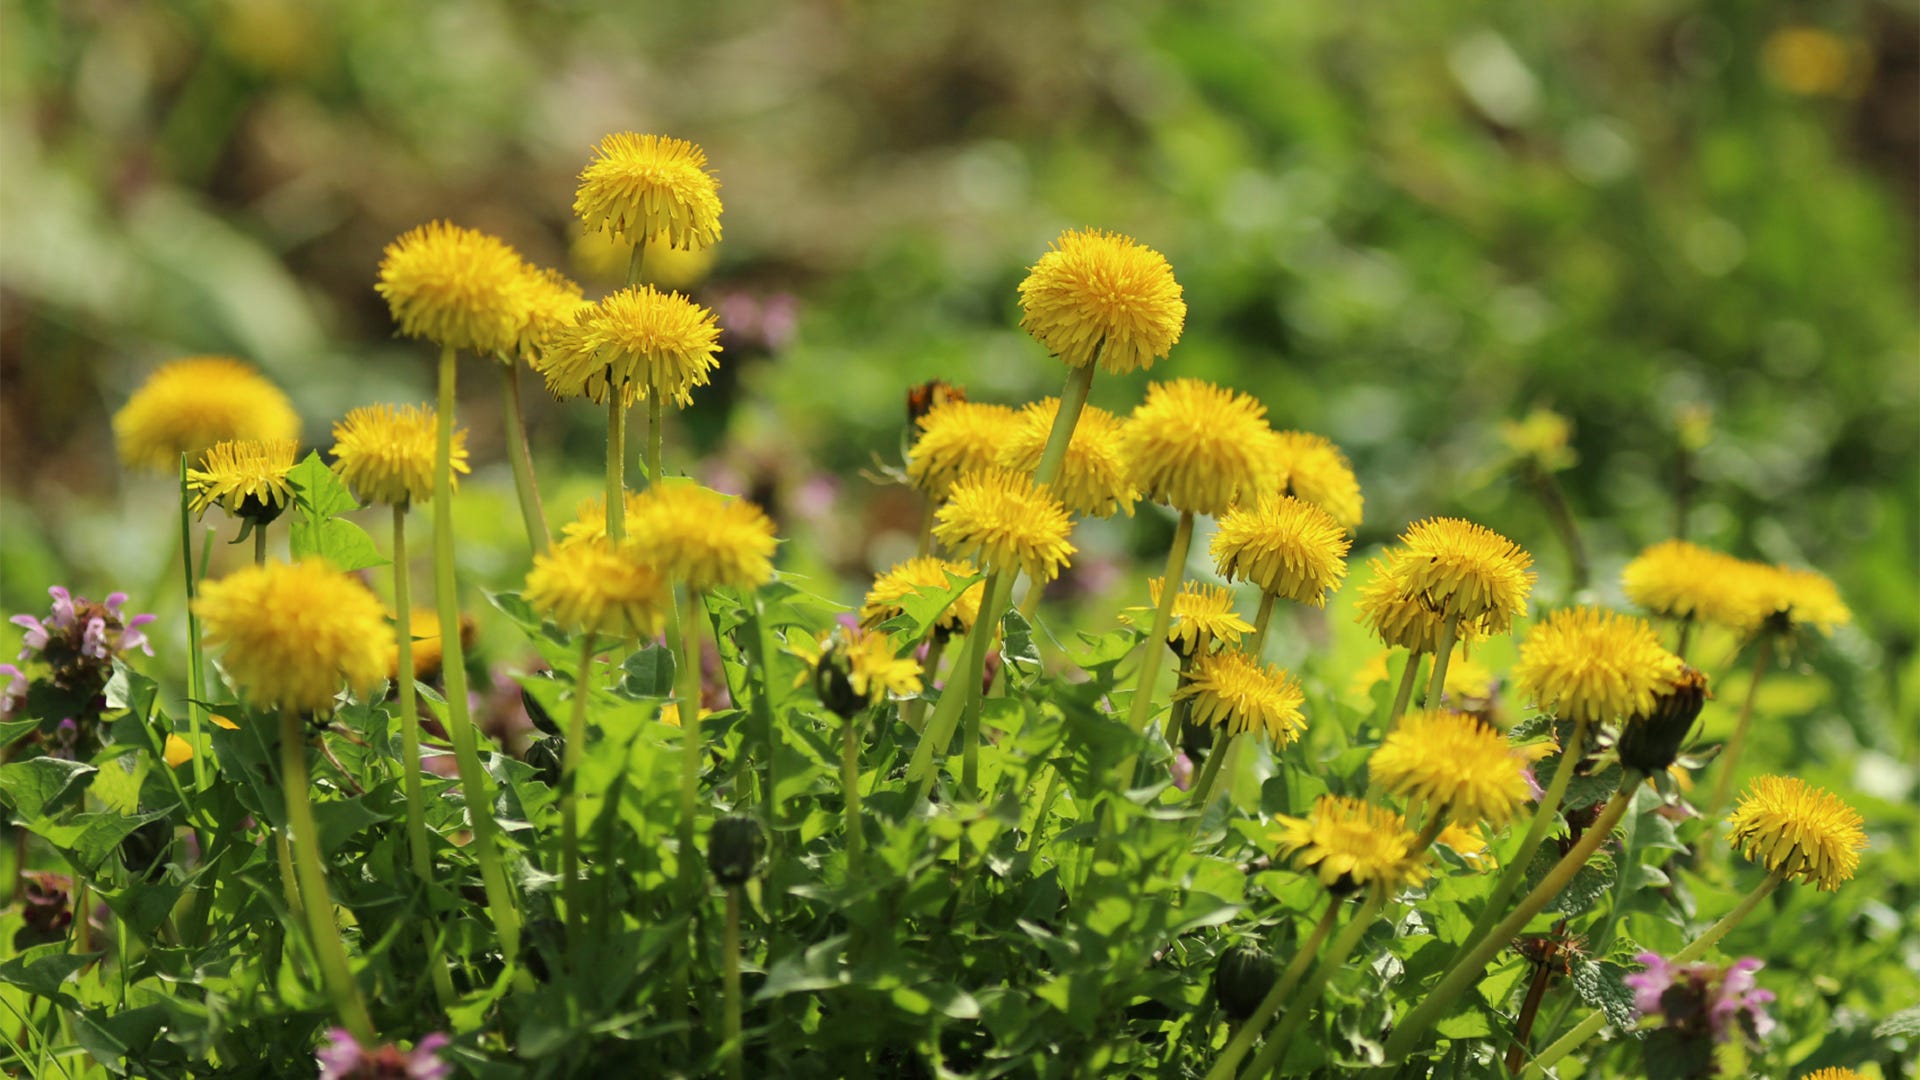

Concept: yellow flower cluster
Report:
left=1622, top=539, right=1851, bottom=639
left=995, top=398, right=1137, bottom=518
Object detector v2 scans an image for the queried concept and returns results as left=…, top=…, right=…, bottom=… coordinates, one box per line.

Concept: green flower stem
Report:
left=1188, top=728, right=1233, bottom=813
left=1383, top=771, right=1643, bottom=1061
left=1032, top=360, right=1096, bottom=490
left=646, top=393, right=666, bottom=490
left=1423, top=611, right=1460, bottom=711
left=434, top=343, right=523, bottom=964
left=278, top=710, right=375, bottom=1042
left=1233, top=892, right=1385, bottom=1080
left=1203, top=899, right=1341, bottom=1080
left=1248, top=592, right=1277, bottom=657
left=1674, top=615, right=1695, bottom=661
left=1020, top=765, right=1064, bottom=857
left=391, top=507, right=454, bottom=1008
left=1522, top=871, right=1786, bottom=1079
left=916, top=501, right=937, bottom=558
left=497, top=359, right=550, bottom=553
left=907, top=570, right=1008, bottom=799
left=843, top=707, right=867, bottom=877
left=252, top=525, right=266, bottom=566
left=901, top=634, right=947, bottom=733
left=606, top=393, right=626, bottom=541
left=961, top=658, right=987, bottom=798
left=561, top=633, right=597, bottom=952
left=722, top=885, right=745, bottom=1080
left=1705, top=635, right=1773, bottom=824
left=675, top=587, right=708, bottom=876
left=178, top=457, right=208, bottom=793
left=1387, top=648, right=1426, bottom=729
left=1125, top=511, right=1195, bottom=736
left=746, top=592, right=784, bottom=832
left=1460, top=717, right=1591, bottom=951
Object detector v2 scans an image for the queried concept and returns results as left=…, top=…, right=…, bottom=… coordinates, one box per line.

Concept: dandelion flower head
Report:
left=1369, top=709, right=1530, bottom=828
left=1512, top=606, right=1686, bottom=726
left=560, top=491, right=648, bottom=544
left=1271, top=796, right=1432, bottom=895
left=1500, top=408, right=1577, bottom=473
left=907, top=399, right=1020, bottom=502
left=1268, top=430, right=1364, bottom=531
left=627, top=483, right=778, bottom=592
left=1212, top=495, right=1351, bottom=606
left=1355, top=555, right=1488, bottom=654
left=523, top=535, right=671, bottom=639
left=376, top=221, right=526, bottom=355
left=329, top=404, right=465, bottom=509
left=573, top=132, right=723, bottom=251
left=1017, top=228, right=1185, bottom=375
left=1176, top=649, right=1306, bottom=747
left=995, top=398, right=1137, bottom=517
left=194, top=560, right=392, bottom=714
left=838, top=627, right=924, bottom=705
left=113, top=356, right=299, bottom=473
left=860, top=556, right=984, bottom=636
left=1743, top=563, right=1851, bottom=637
left=1120, top=379, right=1279, bottom=517
left=1726, top=775, right=1866, bottom=891
left=1392, top=518, right=1535, bottom=634
left=187, top=439, right=298, bottom=521
left=538, top=285, right=721, bottom=407
left=1621, top=540, right=1755, bottom=630
left=932, top=468, right=1076, bottom=584
left=508, top=264, right=590, bottom=364
left=1129, top=578, right=1253, bottom=655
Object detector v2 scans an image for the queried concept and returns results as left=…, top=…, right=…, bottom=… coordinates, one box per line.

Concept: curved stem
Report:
left=1424, top=612, right=1460, bottom=711
left=561, top=633, right=596, bottom=954
left=1032, top=360, right=1096, bottom=491
left=1387, top=648, right=1425, bottom=729
left=843, top=707, right=866, bottom=877
left=1248, top=593, right=1277, bottom=657
left=391, top=507, right=453, bottom=1008
left=279, top=710, right=375, bottom=1041
left=606, top=394, right=626, bottom=541
left=498, top=359, right=550, bottom=553
left=1125, top=512, right=1195, bottom=736
left=1239, top=892, right=1386, bottom=1080
left=1462, top=719, right=1591, bottom=950
left=1705, top=636, right=1773, bottom=823
left=1203, top=899, right=1341, bottom=1080
left=1188, top=728, right=1234, bottom=814
left=178, top=457, right=208, bottom=793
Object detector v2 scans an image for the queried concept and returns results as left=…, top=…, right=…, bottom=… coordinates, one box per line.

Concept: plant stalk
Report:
left=843, top=707, right=866, bottom=877
left=561, top=633, right=596, bottom=952
left=1124, top=512, right=1195, bottom=736
left=676, top=587, right=708, bottom=878
left=498, top=359, right=550, bottom=552
left=722, top=885, right=745, bottom=1080
left=907, top=570, right=1008, bottom=799
left=179, top=456, right=208, bottom=793
left=1705, top=636, right=1773, bottom=823
left=390, top=507, right=453, bottom=1007
left=278, top=710, right=375, bottom=1041
left=1388, top=648, right=1425, bottom=728
left=1461, top=718, right=1591, bottom=951
left=1031, top=360, right=1096, bottom=491
left=606, top=393, right=626, bottom=541
left=1248, top=592, right=1277, bottom=657
left=647, top=393, right=666, bottom=490
left=1239, top=891, right=1387, bottom=1080
left=1424, top=611, right=1460, bottom=710
left=1188, top=727, right=1234, bottom=814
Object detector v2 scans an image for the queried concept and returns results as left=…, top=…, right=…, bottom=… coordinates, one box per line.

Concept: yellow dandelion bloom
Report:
left=1121, top=379, right=1279, bottom=517
left=559, top=492, right=648, bottom=544
left=1726, top=775, right=1866, bottom=891
left=523, top=535, right=672, bottom=639
left=1271, top=796, right=1432, bottom=894
left=860, top=556, right=984, bottom=636
left=538, top=285, right=722, bottom=406
left=573, top=228, right=717, bottom=290
left=375, top=221, right=526, bottom=355
left=932, top=468, right=1076, bottom=584
left=1129, top=578, right=1254, bottom=655
left=1393, top=518, right=1535, bottom=634
left=329, top=403, right=465, bottom=509
left=387, top=609, right=479, bottom=682
left=1512, top=606, right=1686, bottom=725
left=187, top=439, right=298, bottom=520
left=1369, top=709, right=1530, bottom=828
left=1499, top=408, right=1577, bottom=473
left=842, top=627, right=924, bottom=704
left=508, top=264, right=590, bottom=364
left=195, top=559, right=392, bottom=713
left=1743, top=562, right=1851, bottom=637
left=1435, top=821, right=1495, bottom=869
left=1355, top=555, right=1489, bottom=654
left=994, top=398, right=1137, bottom=517
left=1621, top=540, right=1756, bottom=630
left=907, top=399, right=1021, bottom=502
left=1445, top=655, right=1496, bottom=701
left=1176, top=650, right=1306, bottom=747
left=113, top=356, right=300, bottom=473
left=573, top=132, right=723, bottom=251
left=162, top=734, right=194, bottom=768
left=1268, top=430, right=1364, bottom=531
left=627, top=483, right=778, bottom=592
left=1017, top=228, right=1185, bottom=375
left=1211, top=495, right=1351, bottom=606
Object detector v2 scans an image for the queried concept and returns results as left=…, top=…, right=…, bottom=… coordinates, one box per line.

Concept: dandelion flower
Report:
left=1435, top=822, right=1494, bottom=869
left=907, top=399, right=1021, bottom=502
left=1726, top=775, right=1866, bottom=891
left=932, top=468, right=1075, bottom=583
left=1512, top=607, right=1686, bottom=726
left=818, top=627, right=924, bottom=710
left=387, top=609, right=479, bottom=682
left=508, top=264, right=590, bottom=364
left=1743, top=563, right=1851, bottom=637
left=559, top=492, right=650, bottom=544
left=1121, top=379, right=1279, bottom=517
left=1393, top=518, right=1535, bottom=634
left=113, top=356, right=299, bottom=473
left=1500, top=408, right=1577, bottom=473
left=860, top=556, right=984, bottom=636
left=187, top=439, right=298, bottom=521
left=1017, top=228, right=1185, bottom=375
left=1799, top=1070, right=1863, bottom=1080
left=573, top=132, right=723, bottom=251
left=329, top=404, right=464, bottom=509
left=995, top=398, right=1137, bottom=517
left=1369, top=709, right=1530, bottom=827
left=627, top=483, right=778, bottom=592
left=375, top=221, right=526, bottom=355
left=162, top=734, right=194, bottom=768
left=1176, top=650, right=1306, bottom=747
left=1271, top=796, right=1431, bottom=894
left=1621, top=540, right=1755, bottom=630
left=1128, top=578, right=1253, bottom=656
left=1212, top=495, right=1351, bottom=606
left=1355, top=556, right=1488, bottom=654
left=195, top=560, right=392, bottom=713
left=1268, top=430, right=1364, bottom=531
left=523, top=535, right=671, bottom=639
left=538, top=286, right=721, bottom=406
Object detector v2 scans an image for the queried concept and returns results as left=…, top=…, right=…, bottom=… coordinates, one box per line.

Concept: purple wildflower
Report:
left=1171, top=752, right=1195, bottom=791
left=1625, top=952, right=1776, bottom=1046
left=315, top=1028, right=452, bottom=1080
left=0, top=663, right=25, bottom=719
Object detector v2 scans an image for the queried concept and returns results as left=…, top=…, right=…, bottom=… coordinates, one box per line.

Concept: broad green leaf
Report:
left=287, top=450, right=358, bottom=520
left=622, top=645, right=677, bottom=698
left=0, top=942, right=94, bottom=997
left=289, top=516, right=387, bottom=572
left=0, top=757, right=96, bottom=819
left=1571, top=958, right=1639, bottom=1029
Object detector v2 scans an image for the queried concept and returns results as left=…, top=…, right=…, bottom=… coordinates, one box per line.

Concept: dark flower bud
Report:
left=13, top=872, right=73, bottom=950
left=235, top=492, right=288, bottom=527
left=520, top=676, right=559, bottom=737
left=1213, top=945, right=1278, bottom=1021
left=708, top=815, right=765, bottom=887
left=811, top=639, right=865, bottom=720
left=521, top=736, right=563, bottom=789
left=119, top=816, right=174, bottom=882
left=1619, top=667, right=1710, bottom=774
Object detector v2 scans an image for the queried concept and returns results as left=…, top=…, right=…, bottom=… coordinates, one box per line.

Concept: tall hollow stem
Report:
left=561, top=633, right=596, bottom=953
left=647, top=394, right=666, bottom=491
left=1032, top=360, right=1096, bottom=490
left=1705, top=636, right=1773, bottom=822
left=721, top=886, right=745, bottom=1080
left=278, top=710, right=375, bottom=1041
left=1461, top=718, right=1591, bottom=950
left=1424, top=611, right=1460, bottom=711
left=1388, top=648, right=1426, bottom=729
left=390, top=507, right=452, bottom=1007
left=842, top=707, right=866, bottom=877
left=675, top=587, right=707, bottom=877
left=498, top=359, right=550, bottom=553
left=1125, top=512, right=1195, bottom=736
left=1248, top=592, right=1277, bottom=657
left=606, top=393, right=626, bottom=541
left=178, top=457, right=208, bottom=793
left=907, top=570, right=1008, bottom=799
left=1187, top=728, right=1234, bottom=813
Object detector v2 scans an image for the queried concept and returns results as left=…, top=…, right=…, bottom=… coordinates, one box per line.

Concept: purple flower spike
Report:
left=316, top=1027, right=453, bottom=1080
left=1626, top=951, right=1776, bottom=1047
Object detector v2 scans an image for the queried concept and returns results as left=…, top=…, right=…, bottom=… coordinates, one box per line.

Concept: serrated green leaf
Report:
left=0, top=942, right=95, bottom=997
left=289, top=517, right=387, bottom=571
left=1571, top=958, right=1640, bottom=1029
left=288, top=451, right=358, bottom=520
left=104, top=661, right=160, bottom=720
left=0, top=757, right=96, bottom=819
left=1874, top=1005, right=1920, bottom=1038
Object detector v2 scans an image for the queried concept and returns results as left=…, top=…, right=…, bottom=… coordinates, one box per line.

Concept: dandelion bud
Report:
left=1212, top=945, right=1277, bottom=1021
left=1618, top=666, right=1710, bottom=774
left=519, top=672, right=560, bottom=737
left=811, top=637, right=865, bottom=720
left=708, top=815, right=765, bottom=887
left=521, top=736, right=563, bottom=789
left=119, top=816, right=173, bottom=883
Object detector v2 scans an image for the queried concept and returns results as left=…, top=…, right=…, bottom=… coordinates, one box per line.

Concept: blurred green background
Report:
left=2, top=0, right=1915, bottom=722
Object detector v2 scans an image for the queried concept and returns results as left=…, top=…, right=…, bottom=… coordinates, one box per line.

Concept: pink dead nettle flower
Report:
left=1171, top=752, right=1195, bottom=791
left=1625, top=952, right=1776, bottom=1045
left=1, top=663, right=26, bottom=718
left=315, top=1028, right=452, bottom=1080
left=12, top=587, right=157, bottom=666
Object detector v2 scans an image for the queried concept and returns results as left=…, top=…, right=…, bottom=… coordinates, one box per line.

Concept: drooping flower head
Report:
left=1725, top=775, right=1866, bottom=891
left=1368, top=710, right=1530, bottom=828
left=1512, top=606, right=1686, bottom=726
left=626, top=483, right=778, bottom=592
left=113, top=356, right=300, bottom=473
left=538, top=286, right=722, bottom=407
left=329, top=404, right=466, bottom=509
left=376, top=221, right=526, bottom=355
left=1176, top=650, right=1306, bottom=748
left=1267, top=430, right=1364, bottom=531
left=860, top=556, right=984, bottom=637
left=523, top=535, right=671, bottom=639
left=1616, top=665, right=1711, bottom=774
left=507, top=264, right=590, bottom=364
left=1120, top=379, right=1280, bottom=517
left=186, top=439, right=299, bottom=523
left=1390, top=518, right=1535, bottom=634
left=932, top=468, right=1075, bottom=584
left=1017, top=228, right=1185, bottom=375
left=1270, top=796, right=1431, bottom=895
left=810, top=626, right=924, bottom=717
left=1355, top=555, right=1488, bottom=654
left=1624, top=953, right=1776, bottom=1045
left=315, top=1026, right=453, bottom=1080
left=907, top=399, right=1021, bottom=502
left=1129, top=578, right=1253, bottom=657
left=1621, top=540, right=1756, bottom=631
left=995, top=398, right=1137, bottom=517
left=194, top=560, right=392, bottom=713
left=573, top=133, right=723, bottom=251
left=1212, top=495, right=1351, bottom=606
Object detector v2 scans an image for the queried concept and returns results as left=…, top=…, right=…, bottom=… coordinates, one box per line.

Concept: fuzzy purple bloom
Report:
left=316, top=1028, right=452, bottom=1080
left=1625, top=952, right=1776, bottom=1046
left=1171, top=752, right=1195, bottom=791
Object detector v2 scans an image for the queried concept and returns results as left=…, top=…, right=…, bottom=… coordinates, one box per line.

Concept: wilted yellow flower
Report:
left=195, top=559, right=392, bottom=713
left=376, top=221, right=526, bottom=355
left=507, top=264, right=590, bottom=364
left=1017, top=228, right=1185, bottom=375
left=907, top=399, right=1021, bottom=502
left=860, top=556, right=984, bottom=636
left=1355, top=556, right=1489, bottom=654
left=1369, top=710, right=1530, bottom=828
left=627, top=483, right=778, bottom=592
left=1268, top=430, right=1364, bottom=531
left=1500, top=408, right=1577, bottom=473
left=573, top=132, right=723, bottom=251
left=995, top=398, right=1137, bottom=517
left=932, top=468, right=1076, bottom=584
left=523, top=535, right=671, bottom=639
left=1120, top=379, right=1279, bottom=517
left=1742, top=562, right=1851, bottom=637
left=187, top=439, right=298, bottom=520
left=1726, top=775, right=1866, bottom=892
left=1621, top=540, right=1756, bottom=630
left=114, top=356, right=300, bottom=473
left=1512, top=606, right=1686, bottom=725
left=1393, top=518, right=1535, bottom=634
left=1212, top=495, right=1351, bottom=606
left=329, top=404, right=465, bottom=509
left=1177, top=650, right=1306, bottom=747
left=538, top=286, right=722, bottom=407
left=162, top=734, right=194, bottom=768
left=1130, top=578, right=1253, bottom=655
left=1271, top=796, right=1431, bottom=894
